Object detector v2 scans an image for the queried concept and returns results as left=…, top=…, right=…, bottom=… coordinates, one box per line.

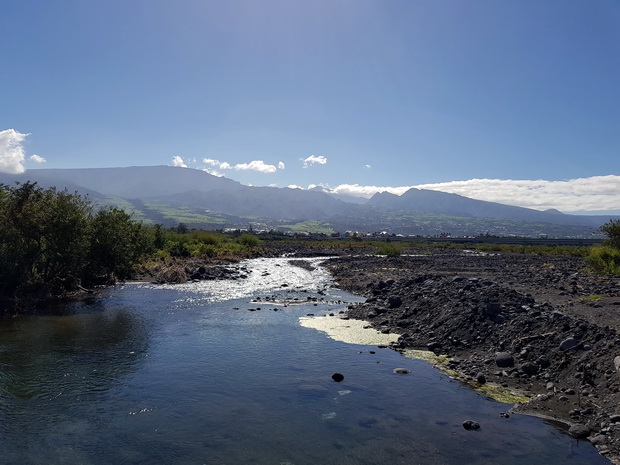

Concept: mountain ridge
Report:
left=0, top=166, right=616, bottom=237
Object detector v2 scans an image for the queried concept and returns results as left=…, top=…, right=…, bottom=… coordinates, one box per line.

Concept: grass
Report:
left=143, top=202, right=227, bottom=225
left=279, top=221, right=335, bottom=235
left=586, top=245, right=620, bottom=275
left=376, top=243, right=403, bottom=257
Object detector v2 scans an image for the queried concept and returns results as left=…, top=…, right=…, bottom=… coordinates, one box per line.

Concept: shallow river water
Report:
left=0, top=258, right=609, bottom=464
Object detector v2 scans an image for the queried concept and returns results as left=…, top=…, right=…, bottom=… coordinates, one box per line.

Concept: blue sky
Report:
left=2, top=0, right=620, bottom=213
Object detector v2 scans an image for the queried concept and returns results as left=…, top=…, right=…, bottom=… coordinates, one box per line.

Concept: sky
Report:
left=1, top=0, right=620, bottom=214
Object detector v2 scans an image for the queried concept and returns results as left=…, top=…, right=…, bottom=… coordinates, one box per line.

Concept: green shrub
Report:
left=0, top=182, right=154, bottom=296
left=601, top=220, right=620, bottom=250
left=586, top=246, right=620, bottom=275
left=237, top=234, right=261, bottom=248
left=376, top=243, right=402, bottom=257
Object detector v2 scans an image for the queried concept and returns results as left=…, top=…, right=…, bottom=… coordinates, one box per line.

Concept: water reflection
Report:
left=0, top=259, right=610, bottom=465
left=0, top=302, right=150, bottom=401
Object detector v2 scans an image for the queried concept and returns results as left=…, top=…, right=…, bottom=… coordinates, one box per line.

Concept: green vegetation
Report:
left=586, top=245, right=620, bottom=275
left=0, top=183, right=266, bottom=301
left=586, top=220, right=620, bottom=275
left=376, top=243, right=403, bottom=257
left=143, top=202, right=227, bottom=226
left=279, top=221, right=335, bottom=235
left=152, top=229, right=262, bottom=260
left=0, top=182, right=154, bottom=299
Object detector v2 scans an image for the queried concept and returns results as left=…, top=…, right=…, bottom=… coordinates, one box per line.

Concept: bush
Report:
left=376, top=243, right=402, bottom=257
left=0, top=182, right=154, bottom=297
left=86, top=208, right=154, bottom=280
left=601, top=220, right=620, bottom=251
left=586, top=246, right=620, bottom=275
left=237, top=234, right=261, bottom=248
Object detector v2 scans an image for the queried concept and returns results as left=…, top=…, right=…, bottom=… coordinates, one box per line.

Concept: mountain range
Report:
left=0, top=166, right=614, bottom=238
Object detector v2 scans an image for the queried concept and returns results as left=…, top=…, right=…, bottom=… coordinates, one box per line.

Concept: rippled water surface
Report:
left=0, top=258, right=608, bottom=464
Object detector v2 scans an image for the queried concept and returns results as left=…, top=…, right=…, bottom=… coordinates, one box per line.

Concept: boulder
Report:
left=568, top=424, right=590, bottom=439
left=521, top=362, right=539, bottom=375
left=495, top=352, right=514, bottom=368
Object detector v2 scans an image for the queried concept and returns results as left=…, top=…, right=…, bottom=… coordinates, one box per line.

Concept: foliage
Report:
left=587, top=220, right=620, bottom=275
left=152, top=229, right=262, bottom=260
left=0, top=182, right=91, bottom=295
left=237, top=234, right=261, bottom=248
left=376, top=243, right=402, bottom=257
left=279, top=221, right=335, bottom=235
left=601, top=220, right=620, bottom=251
left=0, top=183, right=154, bottom=298
left=86, top=208, right=154, bottom=280
left=586, top=246, right=620, bottom=275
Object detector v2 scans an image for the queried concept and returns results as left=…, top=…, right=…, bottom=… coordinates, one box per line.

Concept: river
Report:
left=0, top=258, right=608, bottom=464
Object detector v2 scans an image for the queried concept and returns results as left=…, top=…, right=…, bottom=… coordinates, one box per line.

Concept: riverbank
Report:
left=322, top=248, right=620, bottom=462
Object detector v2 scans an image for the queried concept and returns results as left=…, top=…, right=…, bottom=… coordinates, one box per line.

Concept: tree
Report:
left=601, top=220, right=620, bottom=250
left=0, top=182, right=91, bottom=294
left=86, top=208, right=153, bottom=281
left=0, top=183, right=155, bottom=298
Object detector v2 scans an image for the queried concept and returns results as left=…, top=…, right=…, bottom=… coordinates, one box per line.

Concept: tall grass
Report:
left=586, top=246, right=620, bottom=275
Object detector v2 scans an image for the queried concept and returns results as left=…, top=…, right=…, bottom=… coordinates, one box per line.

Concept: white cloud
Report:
left=0, top=128, right=28, bottom=174
left=328, top=183, right=412, bottom=198
left=301, top=155, right=327, bottom=168
left=202, top=168, right=224, bottom=177
left=413, top=176, right=620, bottom=213
left=233, top=160, right=277, bottom=173
left=364, top=164, right=372, bottom=169
left=287, top=185, right=302, bottom=190
left=203, top=158, right=231, bottom=169
left=171, top=155, right=187, bottom=168
left=322, top=176, right=620, bottom=213
left=203, top=157, right=282, bottom=173
left=29, top=154, right=46, bottom=164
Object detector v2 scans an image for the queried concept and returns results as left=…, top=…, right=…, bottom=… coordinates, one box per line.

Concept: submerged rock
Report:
left=462, top=420, right=481, bottom=430
left=393, top=368, right=411, bottom=374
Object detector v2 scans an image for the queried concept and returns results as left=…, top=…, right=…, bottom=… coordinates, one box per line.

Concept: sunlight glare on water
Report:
left=140, top=257, right=334, bottom=303
left=0, top=258, right=611, bottom=465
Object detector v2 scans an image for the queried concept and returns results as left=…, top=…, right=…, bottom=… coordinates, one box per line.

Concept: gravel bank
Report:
left=325, top=249, right=620, bottom=463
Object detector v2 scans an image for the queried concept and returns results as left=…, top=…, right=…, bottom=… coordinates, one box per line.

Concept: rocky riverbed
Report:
left=323, top=248, right=620, bottom=463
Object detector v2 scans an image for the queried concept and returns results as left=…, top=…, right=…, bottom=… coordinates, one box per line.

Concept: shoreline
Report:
left=323, top=248, right=620, bottom=463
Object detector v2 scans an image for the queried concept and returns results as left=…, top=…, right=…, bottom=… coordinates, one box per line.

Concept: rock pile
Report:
left=326, top=250, right=620, bottom=463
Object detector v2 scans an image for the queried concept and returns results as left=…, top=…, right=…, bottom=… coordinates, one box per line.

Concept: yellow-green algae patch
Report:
left=403, top=349, right=529, bottom=405
left=299, top=316, right=529, bottom=405
left=299, top=316, right=399, bottom=346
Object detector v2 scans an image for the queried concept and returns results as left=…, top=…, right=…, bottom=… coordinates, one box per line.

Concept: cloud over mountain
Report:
left=202, top=158, right=283, bottom=174
left=313, top=176, right=620, bottom=213
left=171, top=156, right=187, bottom=168
left=29, top=154, right=46, bottom=163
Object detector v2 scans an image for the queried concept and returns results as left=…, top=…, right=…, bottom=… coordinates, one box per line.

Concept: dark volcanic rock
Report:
left=495, top=352, right=515, bottom=368
left=568, top=424, right=590, bottom=439
left=324, top=249, right=620, bottom=463
left=462, top=420, right=481, bottom=430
